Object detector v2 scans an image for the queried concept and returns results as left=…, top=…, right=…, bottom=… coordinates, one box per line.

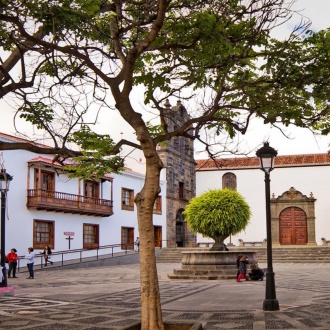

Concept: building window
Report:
left=83, top=224, right=99, bottom=249
left=33, top=220, right=54, bottom=249
left=84, top=180, right=99, bottom=199
left=179, top=182, right=184, bottom=199
left=34, top=169, right=55, bottom=191
left=153, top=196, right=162, bottom=214
left=222, top=172, right=237, bottom=190
left=122, top=188, right=134, bottom=211
left=121, top=227, right=134, bottom=250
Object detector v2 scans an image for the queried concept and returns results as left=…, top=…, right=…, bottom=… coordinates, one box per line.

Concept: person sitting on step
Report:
left=248, top=263, right=264, bottom=281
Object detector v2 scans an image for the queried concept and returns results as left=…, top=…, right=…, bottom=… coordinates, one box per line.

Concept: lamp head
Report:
left=0, top=169, right=13, bottom=192
left=256, top=142, right=277, bottom=174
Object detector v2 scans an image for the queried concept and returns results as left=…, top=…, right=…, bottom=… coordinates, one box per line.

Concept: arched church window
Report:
left=222, top=172, right=237, bottom=190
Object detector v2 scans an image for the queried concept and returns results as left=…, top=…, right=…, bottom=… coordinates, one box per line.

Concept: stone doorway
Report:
left=279, top=207, right=307, bottom=245
left=176, top=208, right=185, bottom=247
left=271, top=187, right=316, bottom=245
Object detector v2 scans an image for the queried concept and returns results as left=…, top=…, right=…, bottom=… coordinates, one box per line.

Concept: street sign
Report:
left=64, top=232, right=75, bottom=236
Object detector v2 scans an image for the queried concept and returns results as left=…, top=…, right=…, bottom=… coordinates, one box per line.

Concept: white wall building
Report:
left=0, top=133, right=167, bottom=258
left=196, top=154, right=330, bottom=247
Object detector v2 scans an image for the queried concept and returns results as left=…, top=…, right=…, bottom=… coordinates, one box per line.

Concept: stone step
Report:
left=157, top=247, right=330, bottom=263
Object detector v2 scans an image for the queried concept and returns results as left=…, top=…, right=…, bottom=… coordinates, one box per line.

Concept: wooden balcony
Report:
left=27, top=189, right=113, bottom=217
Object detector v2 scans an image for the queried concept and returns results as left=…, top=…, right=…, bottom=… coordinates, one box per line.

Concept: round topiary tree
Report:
left=183, top=188, right=251, bottom=251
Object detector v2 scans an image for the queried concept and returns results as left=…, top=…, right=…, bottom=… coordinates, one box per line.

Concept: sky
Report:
left=1, top=0, right=330, bottom=170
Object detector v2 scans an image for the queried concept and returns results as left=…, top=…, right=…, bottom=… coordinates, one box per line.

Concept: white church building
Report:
left=196, top=153, right=330, bottom=247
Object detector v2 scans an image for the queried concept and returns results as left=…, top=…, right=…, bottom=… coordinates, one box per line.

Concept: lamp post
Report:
left=0, top=168, right=13, bottom=287
left=256, top=142, right=279, bottom=311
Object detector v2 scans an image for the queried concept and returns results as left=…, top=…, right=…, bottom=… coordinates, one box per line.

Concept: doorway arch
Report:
left=279, top=207, right=307, bottom=245
left=271, top=187, right=316, bottom=245
left=176, top=208, right=185, bottom=247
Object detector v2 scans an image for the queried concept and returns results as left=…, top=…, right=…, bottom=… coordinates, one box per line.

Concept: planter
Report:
left=123, top=321, right=203, bottom=330
left=168, top=251, right=258, bottom=280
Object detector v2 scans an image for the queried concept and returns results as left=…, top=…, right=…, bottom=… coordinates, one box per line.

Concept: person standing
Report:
left=25, top=247, right=35, bottom=279
left=41, top=245, right=53, bottom=266
left=6, top=248, right=18, bottom=278
left=237, top=255, right=249, bottom=282
left=236, top=254, right=243, bottom=280
left=135, top=237, right=140, bottom=252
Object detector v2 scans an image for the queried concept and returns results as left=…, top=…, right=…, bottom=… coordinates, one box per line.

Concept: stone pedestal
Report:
left=168, top=251, right=258, bottom=280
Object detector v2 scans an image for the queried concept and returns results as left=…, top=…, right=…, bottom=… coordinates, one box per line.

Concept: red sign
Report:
left=64, top=232, right=75, bottom=236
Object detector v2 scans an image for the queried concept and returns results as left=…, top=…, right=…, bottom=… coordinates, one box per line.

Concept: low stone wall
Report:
left=168, top=251, right=258, bottom=280
left=238, top=239, right=267, bottom=247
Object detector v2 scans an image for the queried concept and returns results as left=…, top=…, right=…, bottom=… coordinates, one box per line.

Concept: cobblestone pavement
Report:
left=1, top=262, right=330, bottom=329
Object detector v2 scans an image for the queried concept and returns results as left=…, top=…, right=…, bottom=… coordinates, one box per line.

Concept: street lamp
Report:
left=256, top=142, right=279, bottom=311
left=0, top=168, right=13, bottom=287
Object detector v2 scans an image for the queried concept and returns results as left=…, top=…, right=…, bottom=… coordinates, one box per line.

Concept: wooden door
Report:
left=154, top=226, right=162, bottom=248
left=121, top=227, right=134, bottom=250
left=279, top=207, right=307, bottom=245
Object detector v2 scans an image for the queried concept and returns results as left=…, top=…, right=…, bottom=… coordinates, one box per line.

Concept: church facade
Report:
left=196, top=154, right=330, bottom=247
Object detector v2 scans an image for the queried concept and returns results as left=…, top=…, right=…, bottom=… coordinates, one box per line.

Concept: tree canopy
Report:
left=183, top=189, right=251, bottom=250
left=1, top=1, right=330, bottom=329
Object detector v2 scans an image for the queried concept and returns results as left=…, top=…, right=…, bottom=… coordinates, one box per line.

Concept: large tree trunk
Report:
left=135, top=161, right=164, bottom=330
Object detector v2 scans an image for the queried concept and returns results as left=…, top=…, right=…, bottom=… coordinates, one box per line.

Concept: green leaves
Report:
left=183, top=188, right=251, bottom=240
left=19, top=103, right=54, bottom=129
left=63, top=126, right=124, bottom=179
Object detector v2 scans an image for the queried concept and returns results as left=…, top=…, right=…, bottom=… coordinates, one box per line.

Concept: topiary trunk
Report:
left=210, top=235, right=228, bottom=251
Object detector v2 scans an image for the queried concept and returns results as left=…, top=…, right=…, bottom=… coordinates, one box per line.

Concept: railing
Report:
left=27, top=189, right=113, bottom=216
left=17, top=244, right=134, bottom=272
left=15, top=241, right=172, bottom=272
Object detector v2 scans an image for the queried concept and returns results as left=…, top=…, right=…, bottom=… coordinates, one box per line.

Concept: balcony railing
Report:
left=27, top=189, right=113, bottom=217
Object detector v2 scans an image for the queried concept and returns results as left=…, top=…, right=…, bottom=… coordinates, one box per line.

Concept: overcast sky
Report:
left=240, top=0, right=330, bottom=157
left=1, top=0, right=330, bottom=168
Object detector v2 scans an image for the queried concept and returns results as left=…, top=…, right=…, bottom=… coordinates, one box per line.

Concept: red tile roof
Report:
left=28, top=156, right=63, bottom=166
left=28, top=156, right=114, bottom=179
left=0, top=132, right=50, bottom=148
left=196, top=153, right=330, bottom=171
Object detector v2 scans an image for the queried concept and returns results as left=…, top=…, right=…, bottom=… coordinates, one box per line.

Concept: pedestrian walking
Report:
left=41, top=245, right=53, bottom=266
left=25, top=247, right=35, bottom=279
left=236, top=254, right=243, bottom=280
left=6, top=248, right=18, bottom=278
left=237, top=255, right=249, bottom=282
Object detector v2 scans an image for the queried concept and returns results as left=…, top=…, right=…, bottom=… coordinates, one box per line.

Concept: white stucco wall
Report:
left=1, top=149, right=167, bottom=257
left=196, top=164, right=330, bottom=246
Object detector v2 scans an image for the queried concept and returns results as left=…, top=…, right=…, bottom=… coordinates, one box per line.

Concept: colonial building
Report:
left=157, top=100, right=197, bottom=247
left=196, top=154, right=330, bottom=247
left=0, top=132, right=167, bottom=256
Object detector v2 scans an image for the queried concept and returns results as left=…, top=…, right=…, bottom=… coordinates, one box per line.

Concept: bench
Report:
left=238, top=239, right=267, bottom=247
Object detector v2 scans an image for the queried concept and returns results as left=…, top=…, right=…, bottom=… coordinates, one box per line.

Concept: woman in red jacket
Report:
left=6, top=248, right=18, bottom=278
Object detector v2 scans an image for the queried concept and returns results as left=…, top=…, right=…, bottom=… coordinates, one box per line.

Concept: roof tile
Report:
left=196, top=153, right=330, bottom=170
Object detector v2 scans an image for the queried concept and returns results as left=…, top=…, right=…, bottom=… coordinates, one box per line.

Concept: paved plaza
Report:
left=0, top=261, right=330, bottom=329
